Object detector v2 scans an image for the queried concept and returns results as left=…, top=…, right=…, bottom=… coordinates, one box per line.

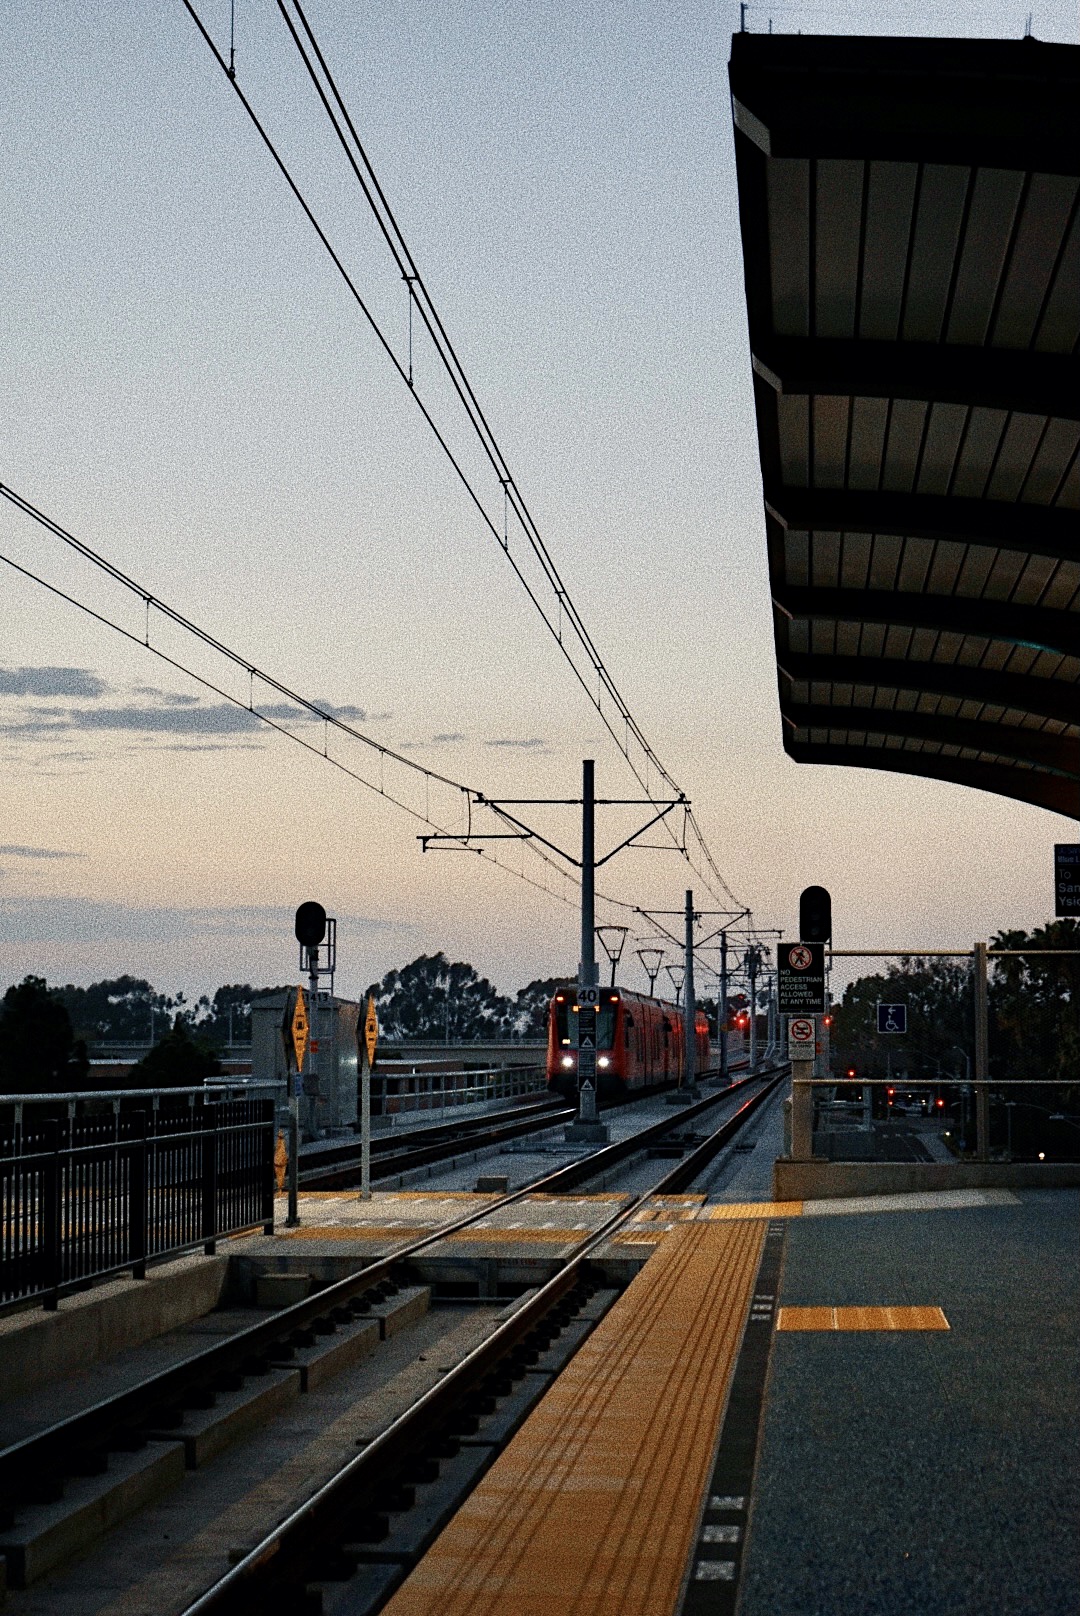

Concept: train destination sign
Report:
left=777, top=941, right=825, bottom=1013
left=1054, top=844, right=1080, bottom=917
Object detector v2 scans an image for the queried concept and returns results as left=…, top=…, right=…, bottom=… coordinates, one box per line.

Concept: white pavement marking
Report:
left=695, top=1560, right=737, bottom=1581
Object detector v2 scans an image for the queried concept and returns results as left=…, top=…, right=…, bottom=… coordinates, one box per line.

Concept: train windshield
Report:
left=552, top=993, right=618, bottom=1050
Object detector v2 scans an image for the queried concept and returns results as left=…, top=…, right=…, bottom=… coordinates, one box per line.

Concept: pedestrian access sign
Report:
left=1055, top=844, right=1080, bottom=917
left=777, top=942, right=825, bottom=1013
left=363, top=994, right=378, bottom=1067
left=290, top=985, right=309, bottom=1073
left=877, top=1002, right=907, bottom=1035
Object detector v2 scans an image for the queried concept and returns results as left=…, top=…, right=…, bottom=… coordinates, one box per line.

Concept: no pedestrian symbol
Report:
left=778, top=941, right=825, bottom=1013
left=788, top=1016, right=815, bottom=1056
left=877, top=1003, right=907, bottom=1035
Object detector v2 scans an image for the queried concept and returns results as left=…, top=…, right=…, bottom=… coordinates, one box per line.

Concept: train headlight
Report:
left=561, top=1056, right=574, bottom=1069
left=597, top=1056, right=610, bottom=1069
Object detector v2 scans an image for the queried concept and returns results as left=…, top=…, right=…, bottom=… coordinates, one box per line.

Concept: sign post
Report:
left=286, top=984, right=308, bottom=1227
left=787, top=1014, right=816, bottom=1158
left=567, top=983, right=607, bottom=1142
left=360, top=994, right=378, bottom=1202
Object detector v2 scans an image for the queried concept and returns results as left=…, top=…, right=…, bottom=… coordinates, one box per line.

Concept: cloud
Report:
left=0, top=666, right=109, bottom=698
left=0, top=698, right=373, bottom=741
left=0, top=844, right=84, bottom=860
left=0, top=898, right=399, bottom=949
left=432, top=733, right=465, bottom=744
left=484, top=737, right=546, bottom=749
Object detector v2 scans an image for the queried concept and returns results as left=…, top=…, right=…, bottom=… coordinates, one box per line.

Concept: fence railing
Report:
left=0, top=1090, right=275, bottom=1313
left=373, top=1064, right=548, bottom=1118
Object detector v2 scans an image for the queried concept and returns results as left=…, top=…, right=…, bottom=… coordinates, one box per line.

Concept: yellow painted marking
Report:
left=777, top=1305, right=949, bottom=1332
left=382, top=1219, right=766, bottom=1616
left=700, top=1201, right=804, bottom=1220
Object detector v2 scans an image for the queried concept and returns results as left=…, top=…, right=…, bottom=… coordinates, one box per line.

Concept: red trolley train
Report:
left=546, top=985, right=710, bottom=1099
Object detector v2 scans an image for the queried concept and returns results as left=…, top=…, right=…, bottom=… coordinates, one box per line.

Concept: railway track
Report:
left=0, top=1064, right=783, bottom=1612
left=300, top=1061, right=751, bottom=1190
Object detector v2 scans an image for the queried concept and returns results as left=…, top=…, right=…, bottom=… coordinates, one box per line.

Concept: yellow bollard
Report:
left=274, top=1129, right=288, bottom=1193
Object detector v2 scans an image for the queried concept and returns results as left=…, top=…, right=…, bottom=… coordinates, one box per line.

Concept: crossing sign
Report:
left=290, top=985, right=309, bottom=1072
left=877, top=1002, right=907, bottom=1035
left=363, top=994, right=378, bottom=1067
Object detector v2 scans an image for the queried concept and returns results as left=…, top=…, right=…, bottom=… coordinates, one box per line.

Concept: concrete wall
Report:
left=0, top=1255, right=228, bottom=1402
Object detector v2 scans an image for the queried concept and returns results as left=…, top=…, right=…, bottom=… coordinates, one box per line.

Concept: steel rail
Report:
left=0, top=1067, right=754, bottom=1513
left=178, top=1067, right=789, bottom=1614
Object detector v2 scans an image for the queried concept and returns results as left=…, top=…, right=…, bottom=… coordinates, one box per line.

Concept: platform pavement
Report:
left=737, top=1188, right=1080, bottom=1616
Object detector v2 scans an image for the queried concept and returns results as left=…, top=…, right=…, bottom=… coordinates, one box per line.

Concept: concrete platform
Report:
left=738, top=1188, right=1080, bottom=1616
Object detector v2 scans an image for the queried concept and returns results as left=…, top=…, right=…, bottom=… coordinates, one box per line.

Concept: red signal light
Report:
left=936, top=1098, right=945, bottom=1108
left=846, top=1067, right=856, bottom=1079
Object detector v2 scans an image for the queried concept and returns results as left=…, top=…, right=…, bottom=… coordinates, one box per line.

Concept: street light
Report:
left=665, top=963, right=684, bottom=1004
left=596, top=926, right=629, bottom=988
left=636, top=947, right=664, bottom=996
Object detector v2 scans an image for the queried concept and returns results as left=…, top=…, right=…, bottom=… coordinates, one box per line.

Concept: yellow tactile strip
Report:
left=699, top=1201, right=804, bottom=1220
left=776, top=1305, right=949, bottom=1332
left=382, top=1218, right=766, bottom=1616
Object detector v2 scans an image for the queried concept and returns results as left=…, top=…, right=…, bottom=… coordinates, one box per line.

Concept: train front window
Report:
left=552, top=993, right=617, bottom=1049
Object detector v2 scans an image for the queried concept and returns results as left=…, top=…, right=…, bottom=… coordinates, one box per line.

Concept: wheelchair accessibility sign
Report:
left=877, top=1002, right=907, bottom=1035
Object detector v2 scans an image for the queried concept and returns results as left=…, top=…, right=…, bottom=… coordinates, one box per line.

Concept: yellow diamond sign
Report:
left=364, top=994, right=378, bottom=1067
left=290, top=985, right=309, bottom=1073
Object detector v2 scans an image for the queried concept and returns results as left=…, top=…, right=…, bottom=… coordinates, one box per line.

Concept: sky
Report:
left=2, top=0, right=1078, bottom=1009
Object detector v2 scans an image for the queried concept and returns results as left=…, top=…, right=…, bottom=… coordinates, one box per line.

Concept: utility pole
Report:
left=682, top=889, right=698, bottom=1097
left=718, top=931, right=729, bottom=1084
left=419, top=758, right=684, bottom=1142
left=747, top=947, right=760, bottom=1071
left=580, top=759, right=597, bottom=989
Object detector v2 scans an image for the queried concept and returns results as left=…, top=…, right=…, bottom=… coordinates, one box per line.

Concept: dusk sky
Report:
left=2, top=0, right=1077, bottom=1009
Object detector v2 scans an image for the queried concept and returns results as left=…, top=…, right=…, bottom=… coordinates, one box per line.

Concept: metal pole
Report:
left=308, top=946, right=320, bottom=1138
left=748, top=949, right=759, bottom=1071
left=719, top=932, right=729, bottom=1084
left=579, top=759, right=597, bottom=988
left=974, top=939, right=990, bottom=1162
left=360, top=1044, right=371, bottom=1201
left=683, top=890, right=696, bottom=1092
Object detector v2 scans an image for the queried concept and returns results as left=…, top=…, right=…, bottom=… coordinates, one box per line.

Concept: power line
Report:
left=0, top=480, right=642, bottom=923
left=179, top=0, right=745, bottom=915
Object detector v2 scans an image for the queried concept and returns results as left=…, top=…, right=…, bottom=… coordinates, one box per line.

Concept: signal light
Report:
left=846, top=1067, right=856, bottom=1079
left=936, top=1098, right=945, bottom=1109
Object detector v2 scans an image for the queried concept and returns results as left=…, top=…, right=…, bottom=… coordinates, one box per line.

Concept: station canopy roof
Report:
left=729, top=32, right=1080, bottom=818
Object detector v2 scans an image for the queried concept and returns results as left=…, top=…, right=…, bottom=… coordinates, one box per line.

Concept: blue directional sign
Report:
left=877, top=1002, right=907, bottom=1035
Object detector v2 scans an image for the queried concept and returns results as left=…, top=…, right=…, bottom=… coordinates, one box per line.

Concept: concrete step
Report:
left=147, top=1366, right=302, bottom=1468
left=358, top=1285, right=431, bottom=1340
left=270, top=1315, right=381, bottom=1393
left=0, top=1440, right=186, bottom=1588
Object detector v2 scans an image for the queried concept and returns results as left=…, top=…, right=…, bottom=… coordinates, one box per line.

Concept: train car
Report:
left=546, top=985, right=710, bottom=1099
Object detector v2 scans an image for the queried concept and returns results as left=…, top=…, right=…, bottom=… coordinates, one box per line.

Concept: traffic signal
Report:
left=846, top=1066, right=856, bottom=1079
left=799, top=885, right=832, bottom=942
left=294, top=901, right=327, bottom=948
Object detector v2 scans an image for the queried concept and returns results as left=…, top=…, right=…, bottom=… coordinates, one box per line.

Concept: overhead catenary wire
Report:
left=0, top=481, right=639, bottom=923
left=179, top=0, right=745, bottom=915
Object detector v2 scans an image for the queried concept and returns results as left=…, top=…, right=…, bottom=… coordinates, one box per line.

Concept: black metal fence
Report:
left=0, top=1092, right=275, bottom=1312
